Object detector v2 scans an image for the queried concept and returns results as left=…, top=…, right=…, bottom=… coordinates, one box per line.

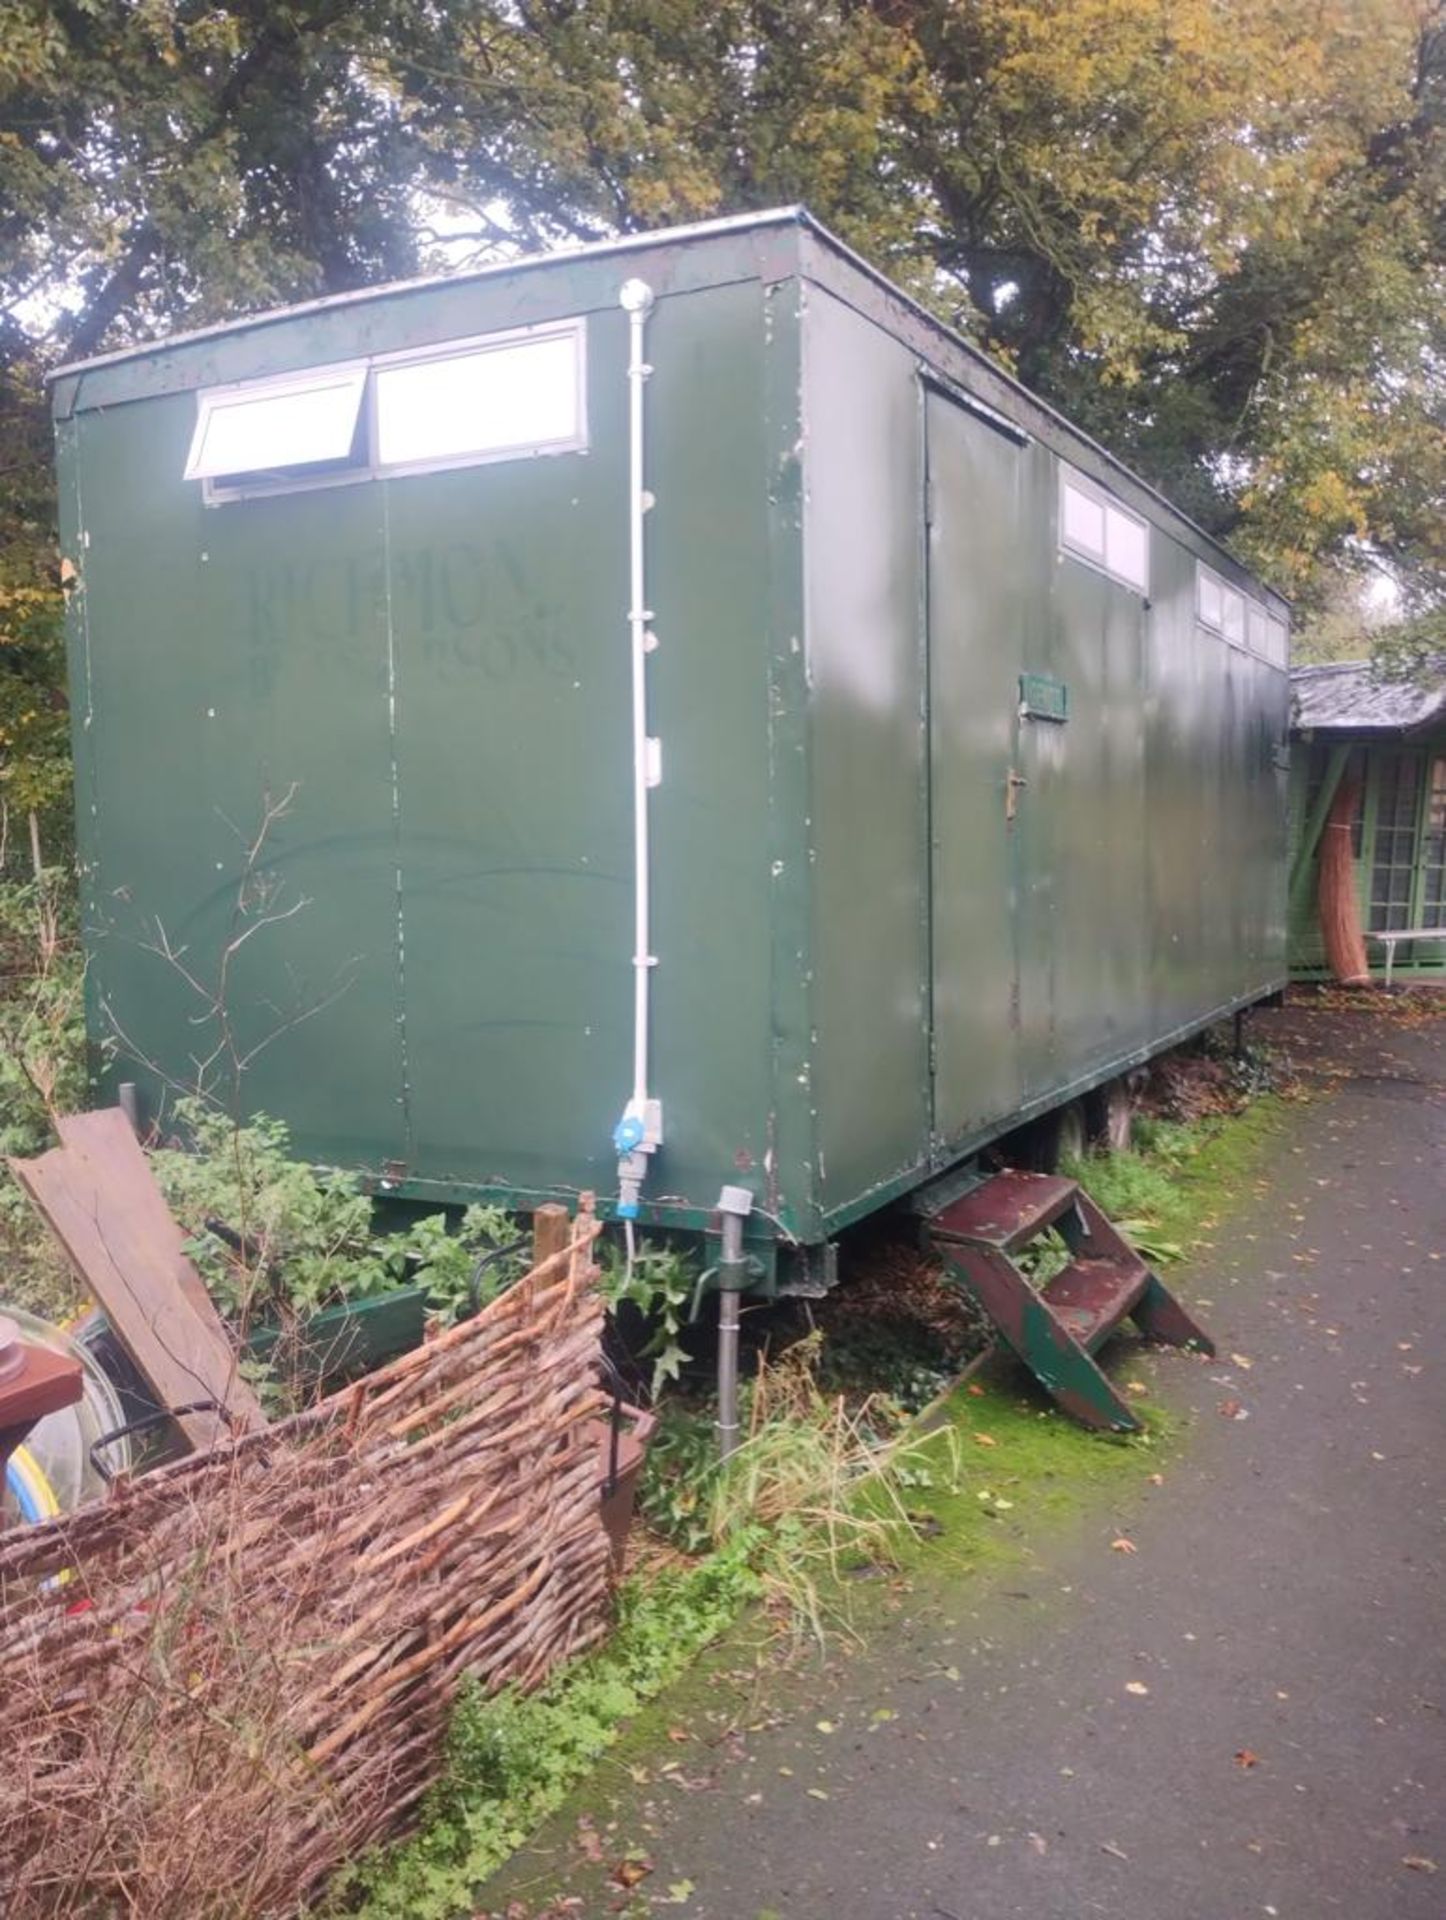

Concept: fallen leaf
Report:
left=967, top=1383, right=986, bottom=1397
left=1100, top=1841, right=1129, bottom=1860
left=1218, top=1398, right=1243, bottom=1419
left=666, top=1727, right=689, bottom=1744
left=1402, top=1856, right=1437, bottom=1874
left=610, top=1857, right=653, bottom=1889
left=1125, top=1681, right=1150, bottom=1696
left=806, top=1787, right=830, bottom=1800
left=815, top=1720, right=837, bottom=1734
left=1234, top=1749, right=1260, bottom=1769
left=1230, top=1353, right=1254, bottom=1370
left=974, top=1433, right=998, bottom=1448
left=664, top=1879, right=696, bottom=1904
left=871, top=1707, right=898, bottom=1723
left=1028, top=1831, right=1048, bottom=1855
left=1111, top=1538, right=1138, bottom=1555
left=1147, top=1472, right=1165, bottom=1486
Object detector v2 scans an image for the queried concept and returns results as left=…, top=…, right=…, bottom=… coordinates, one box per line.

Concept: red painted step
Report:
left=930, top=1170, right=1079, bottom=1253
left=1042, top=1255, right=1150, bottom=1352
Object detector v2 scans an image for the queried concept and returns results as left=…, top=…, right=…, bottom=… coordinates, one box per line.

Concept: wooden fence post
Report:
left=532, top=1202, right=570, bottom=1269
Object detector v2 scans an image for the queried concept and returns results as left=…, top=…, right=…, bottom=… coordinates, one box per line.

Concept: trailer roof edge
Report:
left=47, top=206, right=811, bottom=381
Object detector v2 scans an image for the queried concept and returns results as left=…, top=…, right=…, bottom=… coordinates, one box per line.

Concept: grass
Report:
left=1064, top=1092, right=1293, bottom=1270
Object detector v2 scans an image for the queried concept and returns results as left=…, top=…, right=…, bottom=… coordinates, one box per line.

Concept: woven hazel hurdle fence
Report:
left=0, top=1200, right=611, bottom=1919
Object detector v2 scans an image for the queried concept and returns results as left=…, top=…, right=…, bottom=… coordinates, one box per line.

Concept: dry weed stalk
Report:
left=710, top=1335, right=956, bottom=1644
left=0, top=1207, right=611, bottom=1919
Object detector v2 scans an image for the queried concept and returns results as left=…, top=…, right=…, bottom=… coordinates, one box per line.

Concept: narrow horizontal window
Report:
left=1103, top=502, right=1148, bottom=593
left=1060, top=465, right=1148, bottom=594
left=184, top=367, right=367, bottom=484
left=185, top=319, right=588, bottom=503
left=1221, top=584, right=1246, bottom=646
left=1061, top=475, right=1106, bottom=560
left=374, top=325, right=584, bottom=471
left=1196, top=565, right=1224, bottom=631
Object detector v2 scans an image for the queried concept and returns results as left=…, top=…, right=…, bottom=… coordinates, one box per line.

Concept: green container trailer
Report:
left=51, top=208, right=1290, bottom=1277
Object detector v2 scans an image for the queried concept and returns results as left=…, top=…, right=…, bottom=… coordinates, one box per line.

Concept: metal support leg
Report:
left=714, top=1185, right=753, bottom=1460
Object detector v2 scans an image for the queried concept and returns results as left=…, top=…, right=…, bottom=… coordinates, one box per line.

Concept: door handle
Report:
left=1005, top=768, right=1028, bottom=822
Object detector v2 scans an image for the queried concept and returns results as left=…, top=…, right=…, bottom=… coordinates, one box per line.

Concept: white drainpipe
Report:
left=613, top=277, right=663, bottom=1231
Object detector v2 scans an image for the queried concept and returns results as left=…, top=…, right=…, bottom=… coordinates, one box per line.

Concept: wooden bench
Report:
left=1371, top=927, right=1446, bottom=987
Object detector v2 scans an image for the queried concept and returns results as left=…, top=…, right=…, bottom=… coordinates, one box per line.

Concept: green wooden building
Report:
left=1288, top=661, right=1446, bottom=981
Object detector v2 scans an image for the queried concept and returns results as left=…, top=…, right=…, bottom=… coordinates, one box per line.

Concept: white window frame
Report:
left=1196, top=562, right=1247, bottom=647
left=370, top=319, right=588, bottom=480
left=189, top=362, right=371, bottom=506
left=1198, top=562, right=1287, bottom=667
left=188, top=317, right=588, bottom=505
left=1196, top=566, right=1224, bottom=632
left=1058, top=464, right=1150, bottom=596
left=1221, top=582, right=1247, bottom=647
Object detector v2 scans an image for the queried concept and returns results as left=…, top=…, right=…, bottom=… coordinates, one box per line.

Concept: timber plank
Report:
left=10, top=1109, right=266, bottom=1452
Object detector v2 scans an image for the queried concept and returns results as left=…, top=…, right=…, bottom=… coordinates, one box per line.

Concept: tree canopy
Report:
left=2, top=0, right=1441, bottom=821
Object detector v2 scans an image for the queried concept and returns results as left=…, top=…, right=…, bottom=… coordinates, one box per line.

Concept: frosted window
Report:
left=1061, top=476, right=1106, bottom=559
left=1197, top=567, right=1224, bottom=630
left=1248, top=603, right=1269, bottom=654
left=1104, top=503, right=1149, bottom=592
left=185, top=368, right=366, bottom=481
left=1221, top=585, right=1246, bottom=646
left=1266, top=615, right=1289, bottom=666
left=375, top=328, right=582, bottom=469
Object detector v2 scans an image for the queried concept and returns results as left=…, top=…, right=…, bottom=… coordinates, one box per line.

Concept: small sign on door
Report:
left=1019, top=673, right=1069, bottom=722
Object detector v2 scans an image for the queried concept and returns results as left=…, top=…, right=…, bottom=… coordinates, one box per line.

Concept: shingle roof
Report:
left=1290, top=659, right=1446, bottom=735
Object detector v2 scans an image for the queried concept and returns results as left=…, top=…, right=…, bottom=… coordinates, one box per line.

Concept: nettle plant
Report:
left=149, top=1097, right=525, bottom=1329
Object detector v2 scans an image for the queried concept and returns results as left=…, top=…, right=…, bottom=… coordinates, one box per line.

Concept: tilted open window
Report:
left=184, top=366, right=369, bottom=500
left=1059, top=465, right=1149, bottom=594
left=185, top=320, right=587, bottom=503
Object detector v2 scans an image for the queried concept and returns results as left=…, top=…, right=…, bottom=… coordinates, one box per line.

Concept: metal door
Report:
left=925, top=386, right=1031, bottom=1149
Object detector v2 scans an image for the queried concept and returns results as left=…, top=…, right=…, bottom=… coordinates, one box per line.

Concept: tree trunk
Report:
left=1317, top=773, right=1370, bottom=985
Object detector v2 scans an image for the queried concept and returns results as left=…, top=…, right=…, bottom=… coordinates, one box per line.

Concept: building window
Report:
left=1197, top=567, right=1223, bottom=631
left=1221, top=585, right=1246, bottom=646
left=1196, top=562, right=1265, bottom=653
left=373, top=324, right=585, bottom=473
left=1368, top=750, right=1425, bottom=932
left=186, top=320, right=587, bottom=503
left=1059, top=466, right=1149, bottom=593
left=184, top=366, right=368, bottom=497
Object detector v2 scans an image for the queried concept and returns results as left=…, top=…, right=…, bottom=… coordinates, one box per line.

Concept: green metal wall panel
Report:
left=1029, top=534, right=1149, bottom=1092
left=802, top=290, right=930, bottom=1213
left=70, top=396, right=407, bottom=1163
left=640, top=283, right=779, bottom=1211
left=924, top=389, right=1027, bottom=1145
left=376, top=355, right=628, bottom=1194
